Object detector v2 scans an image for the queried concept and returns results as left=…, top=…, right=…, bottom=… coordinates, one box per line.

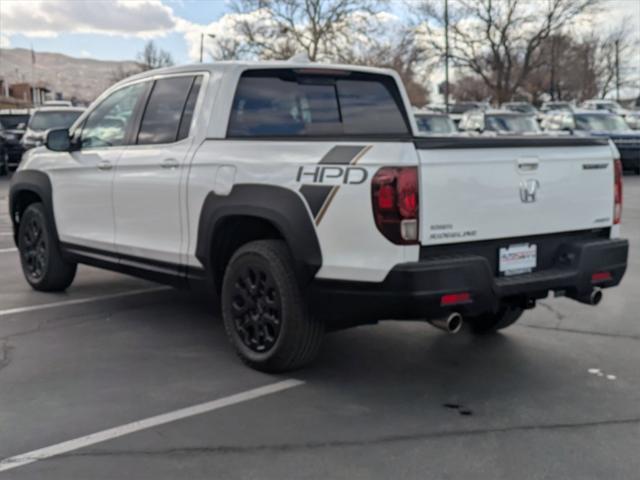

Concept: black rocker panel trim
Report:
left=60, top=242, right=206, bottom=288
left=9, top=170, right=57, bottom=247
left=195, top=184, right=322, bottom=288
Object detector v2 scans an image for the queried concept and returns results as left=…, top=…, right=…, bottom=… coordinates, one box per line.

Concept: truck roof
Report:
left=121, top=61, right=398, bottom=84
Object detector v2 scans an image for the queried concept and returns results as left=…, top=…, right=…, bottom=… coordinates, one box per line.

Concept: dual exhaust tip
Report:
left=428, top=312, right=463, bottom=334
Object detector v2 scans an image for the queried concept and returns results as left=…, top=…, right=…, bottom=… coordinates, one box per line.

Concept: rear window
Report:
left=227, top=69, right=410, bottom=138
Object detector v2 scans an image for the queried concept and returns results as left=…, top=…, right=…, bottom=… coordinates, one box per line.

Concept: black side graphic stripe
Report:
left=300, top=185, right=335, bottom=218
left=299, top=145, right=368, bottom=222
left=319, top=145, right=367, bottom=165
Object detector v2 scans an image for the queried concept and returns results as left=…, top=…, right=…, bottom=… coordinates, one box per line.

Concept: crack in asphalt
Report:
left=538, top=301, right=566, bottom=328
left=0, top=339, right=13, bottom=373
left=519, top=323, right=640, bottom=341
left=24, top=416, right=636, bottom=460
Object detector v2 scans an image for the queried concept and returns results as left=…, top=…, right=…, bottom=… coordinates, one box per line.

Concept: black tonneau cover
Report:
left=414, top=136, right=610, bottom=149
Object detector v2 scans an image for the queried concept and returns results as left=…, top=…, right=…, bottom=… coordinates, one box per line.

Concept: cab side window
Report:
left=81, top=83, right=147, bottom=149
left=137, top=76, right=201, bottom=145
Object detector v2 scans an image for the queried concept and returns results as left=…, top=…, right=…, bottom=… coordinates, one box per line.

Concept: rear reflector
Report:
left=591, top=272, right=612, bottom=283
left=441, top=292, right=471, bottom=306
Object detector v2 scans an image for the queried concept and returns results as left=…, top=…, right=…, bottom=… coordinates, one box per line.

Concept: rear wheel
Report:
left=468, top=305, right=523, bottom=334
left=0, top=150, right=8, bottom=176
left=221, top=240, right=323, bottom=372
left=18, top=203, right=77, bottom=291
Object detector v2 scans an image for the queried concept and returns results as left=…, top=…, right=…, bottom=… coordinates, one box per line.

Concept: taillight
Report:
left=614, top=158, right=623, bottom=224
left=371, top=167, right=419, bottom=244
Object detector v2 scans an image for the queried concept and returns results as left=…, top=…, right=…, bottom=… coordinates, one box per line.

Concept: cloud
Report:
left=1, top=0, right=178, bottom=39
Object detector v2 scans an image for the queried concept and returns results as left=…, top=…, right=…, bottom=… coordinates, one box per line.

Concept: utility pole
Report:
left=550, top=36, right=556, bottom=100
left=615, top=39, right=620, bottom=102
left=444, top=0, right=450, bottom=113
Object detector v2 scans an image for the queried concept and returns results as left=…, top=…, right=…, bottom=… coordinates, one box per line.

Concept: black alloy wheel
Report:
left=229, top=264, right=282, bottom=353
left=20, top=212, right=48, bottom=282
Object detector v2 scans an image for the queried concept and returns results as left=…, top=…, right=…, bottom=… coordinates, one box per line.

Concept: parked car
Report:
left=501, top=102, right=538, bottom=116
left=414, top=110, right=457, bottom=135
left=449, top=101, right=489, bottom=125
left=459, top=109, right=542, bottom=135
left=21, top=107, right=84, bottom=151
left=540, top=101, right=573, bottom=114
left=43, top=100, right=74, bottom=107
left=543, top=109, right=640, bottom=174
left=0, top=109, right=31, bottom=176
left=10, top=61, right=628, bottom=372
left=581, top=99, right=629, bottom=116
left=625, top=111, right=640, bottom=130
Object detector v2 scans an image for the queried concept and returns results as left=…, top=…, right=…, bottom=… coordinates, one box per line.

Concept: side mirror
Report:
left=45, top=128, right=71, bottom=152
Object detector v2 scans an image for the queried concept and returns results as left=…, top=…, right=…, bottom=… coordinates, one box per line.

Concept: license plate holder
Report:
left=499, top=243, right=537, bottom=276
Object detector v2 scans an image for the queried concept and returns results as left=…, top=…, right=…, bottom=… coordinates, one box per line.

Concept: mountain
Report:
left=0, top=48, right=142, bottom=103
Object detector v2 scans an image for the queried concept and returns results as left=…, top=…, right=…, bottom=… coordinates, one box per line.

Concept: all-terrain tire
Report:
left=18, top=203, right=77, bottom=291
left=221, top=239, right=323, bottom=372
left=0, top=150, right=8, bottom=176
left=468, top=305, right=523, bottom=334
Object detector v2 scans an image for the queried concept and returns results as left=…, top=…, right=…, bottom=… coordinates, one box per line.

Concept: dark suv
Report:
left=0, top=109, right=31, bottom=176
left=543, top=109, right=640, bottom=174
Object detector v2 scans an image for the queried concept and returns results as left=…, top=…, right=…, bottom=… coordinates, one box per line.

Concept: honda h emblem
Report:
left=519, top=179, right=540, bottom=203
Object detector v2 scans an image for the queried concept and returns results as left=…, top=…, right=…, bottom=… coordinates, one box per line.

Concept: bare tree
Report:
left=137, top=40, right=174, bottom=71
left=110, top=64, right=143, bottom=83
left=416, top=0, right=600, bottom=104
left=589, top=25, right=637, bottom=98
left=231, top=0, right=384, bottom=60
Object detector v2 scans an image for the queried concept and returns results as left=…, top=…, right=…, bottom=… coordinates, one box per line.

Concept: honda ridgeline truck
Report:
left=9, top=62, right=629, bottom=372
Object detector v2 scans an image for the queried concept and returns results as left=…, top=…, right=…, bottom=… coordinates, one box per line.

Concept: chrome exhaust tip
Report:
left=429, top=312, right=463, bottom=334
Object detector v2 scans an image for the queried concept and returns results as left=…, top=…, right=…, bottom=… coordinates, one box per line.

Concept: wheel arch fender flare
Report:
left=195, top=184, right=322, bottom=289
left=9, top=170, right=57, bottom=247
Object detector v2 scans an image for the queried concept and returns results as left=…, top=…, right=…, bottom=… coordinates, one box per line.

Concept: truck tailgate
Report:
left=416, top=142, right=614, bottom=246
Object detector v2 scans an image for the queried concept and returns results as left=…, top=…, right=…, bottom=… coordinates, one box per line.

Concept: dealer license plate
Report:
left=499, top=243, right=537, bottom=276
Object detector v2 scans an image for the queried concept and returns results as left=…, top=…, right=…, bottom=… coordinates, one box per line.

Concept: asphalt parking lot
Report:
left=0, top=173, right=639, bottom=479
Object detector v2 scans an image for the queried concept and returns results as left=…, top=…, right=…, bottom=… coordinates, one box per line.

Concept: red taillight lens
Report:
left=614, top=158, right=623, bottom=225
left=371, top=167, right=419, bottom=244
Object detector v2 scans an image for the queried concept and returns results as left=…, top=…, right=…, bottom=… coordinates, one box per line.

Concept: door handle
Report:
left=517, top=158, right=539, bottom=172
left=97, top=160, right=112, bottom=171
left=161, top=158, right=179, bottom=170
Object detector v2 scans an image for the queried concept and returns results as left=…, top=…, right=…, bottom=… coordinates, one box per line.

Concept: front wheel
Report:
left=467, top=305, right=523, bottom=334
left=221, top=240, right=323, bottom=372
left=18, top=203, right=77, bottom=291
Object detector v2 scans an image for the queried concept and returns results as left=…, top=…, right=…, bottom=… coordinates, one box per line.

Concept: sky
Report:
left=0, top=0, right=638, bottom=66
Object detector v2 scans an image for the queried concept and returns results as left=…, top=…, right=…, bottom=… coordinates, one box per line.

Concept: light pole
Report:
left=615, top=39, right=620, bottom=102
left=200, top=33, right=216, bottom=63
left=444, top=0, right=450, bottom=113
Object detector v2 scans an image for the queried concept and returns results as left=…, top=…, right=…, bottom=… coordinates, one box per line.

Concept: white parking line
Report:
left=0, top=247, right=17, bottom=254
left=0, top=286, right=170, bottom=318
left=0, top=379, right=304, bottom=472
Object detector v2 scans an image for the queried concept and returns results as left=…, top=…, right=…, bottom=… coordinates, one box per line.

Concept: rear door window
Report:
left=137, top=76, right=197, bottom=145
left=227, top=69, right=410, bottom=138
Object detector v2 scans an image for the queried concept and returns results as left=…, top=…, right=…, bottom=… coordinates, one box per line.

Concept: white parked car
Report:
left=9, top=62, right=629, bottom=372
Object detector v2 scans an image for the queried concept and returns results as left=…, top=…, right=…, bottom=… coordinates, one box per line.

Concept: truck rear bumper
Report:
left=311, top=237, right=628, bottom=329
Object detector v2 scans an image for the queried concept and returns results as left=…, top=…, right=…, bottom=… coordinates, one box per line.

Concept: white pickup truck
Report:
left=9, top=62, right=629, bottom=372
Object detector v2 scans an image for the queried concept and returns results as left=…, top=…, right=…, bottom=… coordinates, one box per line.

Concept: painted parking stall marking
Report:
left=0, top=379, right=304, bottom=473
left=0, top=286, right=170, bottom=319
